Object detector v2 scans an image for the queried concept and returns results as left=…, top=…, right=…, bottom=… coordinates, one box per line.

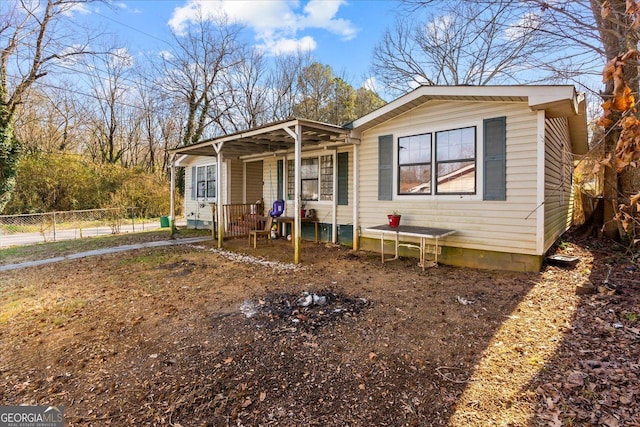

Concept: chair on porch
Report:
left=248, top=210, right=274, bottom=248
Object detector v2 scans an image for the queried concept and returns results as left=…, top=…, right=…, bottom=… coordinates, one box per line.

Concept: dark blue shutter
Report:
left=191, top=166, right=196, bottom=200
left=483, top=117, right=507, bottom=201
left=337, top=152, right=348, bottom=205
left=378, top=135, right=393, bottom=200
left=277, top=159, right=284, bottom=200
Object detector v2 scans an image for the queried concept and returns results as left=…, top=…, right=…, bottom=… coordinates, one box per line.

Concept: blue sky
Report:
left=79, top=0, right=400, bottom=90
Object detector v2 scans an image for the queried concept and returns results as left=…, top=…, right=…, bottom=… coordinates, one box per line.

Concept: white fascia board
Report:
left=350, top=85, right=580, bottom=130
left=173, top=154, right=189, bottom=167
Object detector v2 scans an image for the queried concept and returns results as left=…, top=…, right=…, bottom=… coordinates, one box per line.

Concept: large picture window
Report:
left=397, top=126, right=476, bottom=195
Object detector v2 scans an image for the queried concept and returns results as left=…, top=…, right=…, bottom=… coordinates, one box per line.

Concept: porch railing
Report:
left=221, top=203, right=265, bottom=238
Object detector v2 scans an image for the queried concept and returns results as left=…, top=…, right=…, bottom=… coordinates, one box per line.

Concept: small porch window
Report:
left=192, top=164, right=216, bottom=200
left=287, top=155, right=334, bottom=201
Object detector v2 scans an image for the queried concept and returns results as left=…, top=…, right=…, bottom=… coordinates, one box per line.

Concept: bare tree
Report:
left=372, top=0, right=552, bottom=95
left=159, top=13, right=242, bottom=146
left=225, top=46, right=269, bottom=131
left=0, top=0, right=107, bottom=211
left=14, top=83, right=87, bottom=154
left=83, top=48, right=134, bottom=164
left=265, top=50, right=313, bottom=121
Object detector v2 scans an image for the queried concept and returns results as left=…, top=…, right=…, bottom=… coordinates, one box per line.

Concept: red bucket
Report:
left=387, top=214, right=401, bottom=228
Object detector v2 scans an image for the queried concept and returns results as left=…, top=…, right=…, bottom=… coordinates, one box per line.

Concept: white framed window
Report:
left=191, top=164, right=217, bottom=200
left=397, top=126, right=476, bottom=196
left=287, top=154, right=334, bottom=201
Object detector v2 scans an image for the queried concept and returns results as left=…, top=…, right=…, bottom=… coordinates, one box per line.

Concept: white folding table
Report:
left=364, top=224, right=456, bottom=270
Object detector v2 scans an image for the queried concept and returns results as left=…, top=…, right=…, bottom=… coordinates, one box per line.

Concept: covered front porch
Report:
left=169, top=118, right=359, bottom=263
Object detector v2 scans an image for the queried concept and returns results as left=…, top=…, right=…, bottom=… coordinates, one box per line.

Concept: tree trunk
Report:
left=592, top=0, right=639, bottom=240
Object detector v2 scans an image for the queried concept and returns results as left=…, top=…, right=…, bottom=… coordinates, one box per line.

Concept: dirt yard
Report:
left=0, top=231, right=638, bottom=426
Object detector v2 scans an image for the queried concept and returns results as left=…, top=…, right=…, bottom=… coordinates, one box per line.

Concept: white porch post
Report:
left=169, top=153, right=176, bottom=238
left=215, top=144, right=224, bottom=248
left=353, top=142, right=360, bottom=251
left=294, top=124, right=302, bottom=263
left=331, top=149, right=338, bottom=243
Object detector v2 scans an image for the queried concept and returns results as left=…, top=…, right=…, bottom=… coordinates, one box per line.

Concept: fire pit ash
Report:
left=239, top=289, right=369, bottom=332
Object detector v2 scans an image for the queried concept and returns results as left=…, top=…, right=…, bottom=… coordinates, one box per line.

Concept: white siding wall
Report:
left=182, top=155, right=221, bottom=223
left=359, top=100, right=541, bottom=255
left=544, top=117, right=573, bottom=251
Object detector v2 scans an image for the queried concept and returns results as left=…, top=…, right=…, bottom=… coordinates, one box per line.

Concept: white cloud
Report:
left=362, top=76, right=378, bottom=92
left=505, top=12, right=543, bottom=40
left=109, top=47, right=134, bottom=68
left=61, top=2, right=91, bottom=17
left=258, top=35, right=317, bottom=55
left=168, top=0, right=357, bottom=55
left=158, top=50, right=174, bottom=61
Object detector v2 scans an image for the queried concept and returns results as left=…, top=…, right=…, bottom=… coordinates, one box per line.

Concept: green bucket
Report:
left=160, top=216, right=170, bottom=228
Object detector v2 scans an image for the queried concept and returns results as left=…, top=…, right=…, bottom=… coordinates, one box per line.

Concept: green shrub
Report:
left=3, top=153, right=177, bottom=216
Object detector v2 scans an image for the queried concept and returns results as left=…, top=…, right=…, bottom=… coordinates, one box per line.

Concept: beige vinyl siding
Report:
left=359, top=100, right=541, bottom=255
left=543, top=117, right=573, bottom=251
left=245, top=161, right=264, bottom=204
left=262, top=156, right=283, bottom=215
left=227, top=160, right=244, bottom=204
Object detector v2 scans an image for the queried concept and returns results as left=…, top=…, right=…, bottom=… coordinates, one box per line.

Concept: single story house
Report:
left=169, top=85, right=588, bottom=272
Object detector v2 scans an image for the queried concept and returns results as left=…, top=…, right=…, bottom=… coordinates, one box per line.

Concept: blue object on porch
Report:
left=270, top=199, right=285, bottom=217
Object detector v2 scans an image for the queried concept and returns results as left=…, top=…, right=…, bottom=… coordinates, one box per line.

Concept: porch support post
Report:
left=169, top=153, right=176, bottom=239
left=293, top=124, right=302, bottom=264
left=214, top=143, right=224, bottom=248
left=331, top=149, right=338, bottom=243
left=353, top=142, right=360, bottom=251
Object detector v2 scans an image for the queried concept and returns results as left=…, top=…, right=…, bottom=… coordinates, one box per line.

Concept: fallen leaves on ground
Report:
left=0, top=229, right=638, bottom=426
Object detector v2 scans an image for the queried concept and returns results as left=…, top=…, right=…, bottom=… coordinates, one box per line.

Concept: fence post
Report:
left=52, top=212, right=57, bottom=241
left=130, top=206, right=135, bottom=232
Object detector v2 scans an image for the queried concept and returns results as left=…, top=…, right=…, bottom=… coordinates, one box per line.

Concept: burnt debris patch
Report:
left=239, top=290, right=370, bottom=333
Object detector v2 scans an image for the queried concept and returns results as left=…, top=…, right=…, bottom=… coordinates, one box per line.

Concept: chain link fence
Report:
left=0, top=207, right=162, bottom=247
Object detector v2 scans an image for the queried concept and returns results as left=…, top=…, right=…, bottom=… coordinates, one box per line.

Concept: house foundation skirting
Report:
left=184, top=221, right=355, bottom=247
left=186, top=219, right=213, bottom=230
left=358, top=237, right=543, bottom=272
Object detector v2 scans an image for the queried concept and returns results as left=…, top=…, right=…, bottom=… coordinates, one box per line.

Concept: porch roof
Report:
left=170, top=118, right=351, bottom=160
